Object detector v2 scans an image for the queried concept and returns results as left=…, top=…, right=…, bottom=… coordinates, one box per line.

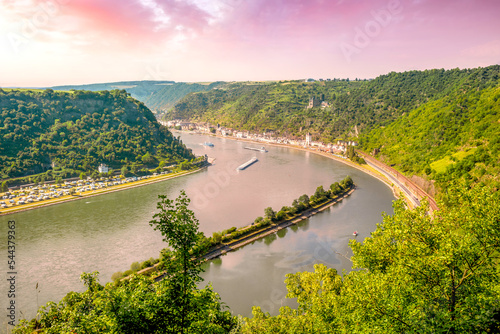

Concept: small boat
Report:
left=203, top=142, right=214, bottom=147
left=353, top=231, right=358, bottom=236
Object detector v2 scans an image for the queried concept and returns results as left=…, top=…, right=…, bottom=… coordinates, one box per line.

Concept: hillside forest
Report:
left=0, top=89, right=194, bottom=186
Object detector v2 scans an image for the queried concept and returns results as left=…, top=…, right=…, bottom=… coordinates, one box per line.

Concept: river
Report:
left=0, top=132, right=395, bottom=330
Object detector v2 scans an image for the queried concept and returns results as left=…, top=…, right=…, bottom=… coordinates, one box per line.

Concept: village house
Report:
left=98, top=163, right=109, bottom=173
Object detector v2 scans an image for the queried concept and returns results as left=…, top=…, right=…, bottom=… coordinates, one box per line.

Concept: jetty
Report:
left=236, top=157, right=258, bottom=170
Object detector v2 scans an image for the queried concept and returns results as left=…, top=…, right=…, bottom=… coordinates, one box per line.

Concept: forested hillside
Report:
left=361, top=83, right=500, bottom=189
left=169, top=66, right=498, bottom=142
left=169, top=66, right=500, bottom=188
left=0, top=89, right=194, bottom=184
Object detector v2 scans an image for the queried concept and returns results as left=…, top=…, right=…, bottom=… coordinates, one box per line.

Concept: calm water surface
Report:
left=0, top=132, right=395, bottom=329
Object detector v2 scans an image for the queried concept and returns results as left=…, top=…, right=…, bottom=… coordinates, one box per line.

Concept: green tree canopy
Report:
left=243, top=182, right=500, bottom=333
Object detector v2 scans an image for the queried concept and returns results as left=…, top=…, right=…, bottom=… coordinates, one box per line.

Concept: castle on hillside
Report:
left=307, top=96, right=321, bottom=108
left=307, top=94, right=328, bottom=109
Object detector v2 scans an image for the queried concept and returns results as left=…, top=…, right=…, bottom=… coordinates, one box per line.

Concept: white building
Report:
left=305, top=133, right=312, bottom=146
left=98, top=163, right=109, bottom=173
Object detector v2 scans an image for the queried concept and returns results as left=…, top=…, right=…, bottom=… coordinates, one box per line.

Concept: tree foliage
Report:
left=0, top=88, right=194, bottom=184
left=243, top=182, right=500, bottom=333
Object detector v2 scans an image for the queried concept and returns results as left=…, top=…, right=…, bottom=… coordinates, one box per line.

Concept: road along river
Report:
left=0, top=132, right=395, bottom=329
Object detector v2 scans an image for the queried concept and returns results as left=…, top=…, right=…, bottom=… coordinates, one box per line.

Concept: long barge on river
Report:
left=236, top=157, right=258, bottom=170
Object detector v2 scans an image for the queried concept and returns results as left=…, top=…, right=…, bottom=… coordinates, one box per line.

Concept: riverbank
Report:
left=0, top=166, right=208, bottom=217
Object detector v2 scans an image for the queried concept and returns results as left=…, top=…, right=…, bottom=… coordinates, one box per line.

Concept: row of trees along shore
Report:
left=111, top=175, right=354, bottom=283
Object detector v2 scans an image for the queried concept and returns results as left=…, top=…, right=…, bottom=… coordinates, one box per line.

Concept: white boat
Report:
left=203, top=142, right=214, bottom=147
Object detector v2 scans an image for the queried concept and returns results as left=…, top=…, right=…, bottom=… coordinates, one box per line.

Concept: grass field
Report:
left=430, top=148, right=477, bottom=173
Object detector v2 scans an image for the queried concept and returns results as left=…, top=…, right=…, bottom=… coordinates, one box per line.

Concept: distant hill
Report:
left=144, top=81, right=225, bottom=111
left=51, top=80, right=173, bottom=104
left=50, top=80, right=226, bottom=112
left=0, top=88, right=194, bottom=184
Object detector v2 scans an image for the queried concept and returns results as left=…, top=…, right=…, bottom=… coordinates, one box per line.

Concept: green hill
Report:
left=50, top=80, right=226, bottom=113
left=169, top=66, right=500, bottom=188
left=361, top=83, right=500, bottom=189
left=144, top=81, right=225, bottom=111
left=0, top=88, right=194, bottom=185
left=50, top=80, right=174, bottom=103
left=168, top=68, right=497, bottom=139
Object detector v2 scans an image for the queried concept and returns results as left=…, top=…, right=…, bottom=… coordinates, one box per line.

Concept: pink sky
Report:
left=1, top=0, right=499, bottom=87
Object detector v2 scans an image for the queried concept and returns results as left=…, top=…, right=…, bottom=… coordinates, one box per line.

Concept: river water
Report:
left=0, top=132, right=395, bottom=329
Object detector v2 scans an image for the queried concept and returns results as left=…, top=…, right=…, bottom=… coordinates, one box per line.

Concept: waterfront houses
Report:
left=165, top=120, right=358, bottom=156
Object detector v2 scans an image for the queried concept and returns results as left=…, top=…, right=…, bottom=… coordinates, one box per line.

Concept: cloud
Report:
left=2, top=0, right=213, bottom=52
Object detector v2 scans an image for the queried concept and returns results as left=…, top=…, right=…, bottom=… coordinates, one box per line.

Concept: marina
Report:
left=236, top=157, right=258, bottom=170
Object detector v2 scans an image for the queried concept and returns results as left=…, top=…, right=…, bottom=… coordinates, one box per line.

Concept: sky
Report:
left=0, top=0, right=499, bottom=87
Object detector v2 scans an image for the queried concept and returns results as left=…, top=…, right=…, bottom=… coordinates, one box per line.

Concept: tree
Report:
left=149, top=190, right=203, bottom=334
left=340, top=175, right=353, bottom=189
left=329, top=182, right=342, bottom=196
left=141, top=152, right=155, bottom=165
left=314, top=185, right=326, bottom=199
left=179, top=161, right=192, bottom=170
left=298, top=194, right=310, bottom=208
left=79, top=172, right=86, bottom=180
left=276, top=210, right=287, bottom=221
left=1, top=181, right=8, bottom=192
left=264, top=207, right=276, bottom=221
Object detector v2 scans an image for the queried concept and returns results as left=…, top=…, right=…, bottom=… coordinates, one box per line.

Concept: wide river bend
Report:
left=0, top=132, right=395, bottom=329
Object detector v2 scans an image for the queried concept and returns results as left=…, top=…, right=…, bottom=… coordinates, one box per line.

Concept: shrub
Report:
left=276, top=210, right=287, bottom=221
left=111, top=271, right=123, bottom=282
left=130, top=261, right=141, bottom=271
left=140, top=260, right=151, bottom=269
